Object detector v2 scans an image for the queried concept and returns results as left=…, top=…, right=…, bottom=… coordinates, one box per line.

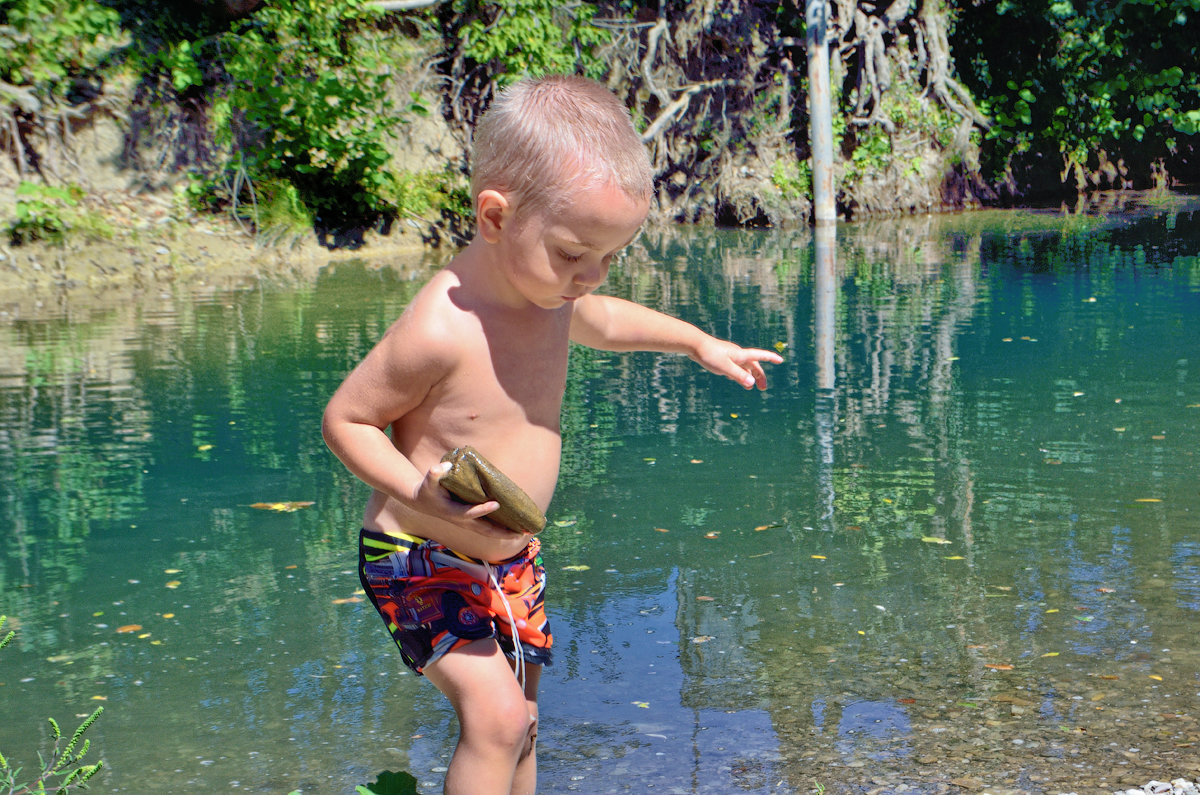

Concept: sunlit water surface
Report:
left=3, top=193, right=1200, bottom=794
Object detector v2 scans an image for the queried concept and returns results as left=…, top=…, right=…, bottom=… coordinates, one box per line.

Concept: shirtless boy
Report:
left=321, top=74, right=782, bottom=795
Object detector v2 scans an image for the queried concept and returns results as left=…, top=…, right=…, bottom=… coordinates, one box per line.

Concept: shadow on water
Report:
left=2, top=191, right=1199, bottom=793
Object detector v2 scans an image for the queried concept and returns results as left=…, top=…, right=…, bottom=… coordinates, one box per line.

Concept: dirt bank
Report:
left=0, top=187, right=444, bottom=320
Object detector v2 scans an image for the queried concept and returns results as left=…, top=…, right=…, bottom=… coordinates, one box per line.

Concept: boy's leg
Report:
left=510, top=662, right=542, bottom=795
left=424, top=639, right=541, bottom=795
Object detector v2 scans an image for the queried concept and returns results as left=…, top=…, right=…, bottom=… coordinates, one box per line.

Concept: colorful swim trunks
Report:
left=358, top=528, right=553, bottom=675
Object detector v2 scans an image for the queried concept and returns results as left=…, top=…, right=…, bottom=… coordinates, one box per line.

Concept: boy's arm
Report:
left=570, top=294, right=783, bottom=389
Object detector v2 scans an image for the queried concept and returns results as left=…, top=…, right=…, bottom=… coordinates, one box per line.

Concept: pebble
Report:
left=1110, top=780, right=1200, bottom=795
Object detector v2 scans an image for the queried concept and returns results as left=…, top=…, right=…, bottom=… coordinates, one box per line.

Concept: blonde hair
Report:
left=470, top=75, right=653, bottom=217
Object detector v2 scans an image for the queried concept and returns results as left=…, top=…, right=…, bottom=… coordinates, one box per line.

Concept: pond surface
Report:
left=3, top=193, right=1200, bottom=794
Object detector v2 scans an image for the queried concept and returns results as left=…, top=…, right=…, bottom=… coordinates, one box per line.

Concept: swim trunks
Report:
left=358, top=528, right=553, bottom=675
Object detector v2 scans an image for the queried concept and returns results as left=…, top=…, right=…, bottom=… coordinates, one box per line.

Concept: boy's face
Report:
left=490, top=181, right=649, bottom=310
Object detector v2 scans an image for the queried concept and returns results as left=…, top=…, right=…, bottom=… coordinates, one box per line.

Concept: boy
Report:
left=321, top=74, right=782, bottom=795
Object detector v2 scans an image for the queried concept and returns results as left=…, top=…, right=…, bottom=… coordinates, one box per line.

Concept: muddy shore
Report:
left=0, top=188, right=443, bottom=319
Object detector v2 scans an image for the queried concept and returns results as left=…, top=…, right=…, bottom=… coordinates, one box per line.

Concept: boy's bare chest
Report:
left=435, top=316, right=571, bottom=429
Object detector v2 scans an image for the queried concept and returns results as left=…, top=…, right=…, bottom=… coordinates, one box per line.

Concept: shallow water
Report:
left=2, top=193, right=1200, bottom=794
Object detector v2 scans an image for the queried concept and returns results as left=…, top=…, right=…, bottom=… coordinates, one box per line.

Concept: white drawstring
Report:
left=484, top=561, right=525, bottom=691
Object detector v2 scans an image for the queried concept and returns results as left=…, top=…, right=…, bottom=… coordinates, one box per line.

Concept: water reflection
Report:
left=2, top=194, right=1199, bottom=793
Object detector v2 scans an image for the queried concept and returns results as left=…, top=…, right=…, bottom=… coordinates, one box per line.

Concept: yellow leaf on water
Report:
left=1046, top=608, right=1059, bottom=613
left=91, top=695, right=107, bottom=701
left=774, top=341, right=787, bottom=354
left=164, top=568, right=181, bottom=574
left=704, top=532, right=720, bottom=539
left=553, top=519, right=577, bottom=528
left=633, top=701, right=650, bottom=708
left=696, top=595, right=715, bottom=601
left=249, top=501, right=315, bottom=512
left=165, top=580, right=181, bottom=589
left=332, top=597, right=363, bottom=605
left=1149, top=674, right=1163, bottom=681
left=944, top=555, right=965, bottom=560
left=162, top=613, right=175, bottom=619
left=1041, top=652, right=1060, bottom=657
left=984, top=663, right=1014, bottom=671
left=137, top=633, right=151, bottom=639
left=654, top=527, right=670, bottom=533
left=116, top=624, right=142, bottom=633
left=921, top=536, right=952, bottom=545
left=811, top=555, right=826, bottom=560
left=730, top=413, right=739, bottom=419
left=197, top=444, right=213, bottom=452
left=561, top=564, right=590, bottom=572
left=1135, top=498, right=1162, bottom=503
left=690, top=459, right=704, bottom=464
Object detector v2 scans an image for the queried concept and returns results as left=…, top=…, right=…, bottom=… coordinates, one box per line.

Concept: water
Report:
left=2, top=193, right=1199, bottom=794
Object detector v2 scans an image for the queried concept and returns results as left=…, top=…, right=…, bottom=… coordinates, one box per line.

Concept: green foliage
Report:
left=771, top=156, right=812, bottom=201
left=206, top=0, right=405, bottom=229
left=0, top=0, right=120, bottom=104
left=0, top=616, right=105, bottom=795
left=6, top=182, right=112, bottom=246
left=955, top=0, right=1200, bottom=182
left=454, top=0, right=611, bottom=83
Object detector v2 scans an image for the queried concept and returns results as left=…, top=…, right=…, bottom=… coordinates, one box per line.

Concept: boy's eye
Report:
left=559, top=251, right=583, bottom=263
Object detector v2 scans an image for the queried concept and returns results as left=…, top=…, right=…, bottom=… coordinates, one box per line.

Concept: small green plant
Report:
left=6, top=182, right=111, bottom=245
left=0, top=616, right=105, bottom=794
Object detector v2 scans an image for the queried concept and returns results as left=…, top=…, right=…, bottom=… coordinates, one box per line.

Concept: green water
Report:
left=2, top=194, right=1199, bottom=794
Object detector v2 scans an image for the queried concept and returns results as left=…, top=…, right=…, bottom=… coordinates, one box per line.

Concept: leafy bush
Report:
left=0, top=0, right=120, bottom=105
left=6, top=182, right=113, bottom=246
left=0, top=616, right=105, bottom=794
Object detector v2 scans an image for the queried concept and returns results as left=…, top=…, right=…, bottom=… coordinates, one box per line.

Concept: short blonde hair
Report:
left=470, top=75, right=653, bottom=217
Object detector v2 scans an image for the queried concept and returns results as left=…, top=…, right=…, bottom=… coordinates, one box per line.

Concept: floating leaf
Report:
left=162, top=613, right=175, bottom=619
left=1076, top=615, right=1094, bottom=622
left=921, top=536, right=952, bottom=545
left=690, top=459, right=704, bottom=464
left=249, top=501, right=315, bottom=512
left=561, top=564, right=590, bottom=572
left=1135, top=498, right=1162, bottom=503
left=91, top=695, right=107, bottom=701
left=692, top=636, right=715, bottom=644
left=553, top=519, right=577, bottom=528
left=116, top=624, right=142, bottom=633
left=811, top=554, right=826, bottom=560
left=730, top=413, right=739, bottom=419
left=654, top=527, right=669, bottom=533
left=944, top=555, right=965, bottom=560
left=1046, top=608, right=1060, bottom=614
left=1041, top=652, right=1060, bottom=657
left=704, top=532, right=720, bottom=539
left=197, top=444, right=213, bottom=452
left=755, top=523, right=782, bottom=531
left=165, top=580, right=181, bottom=589
left=632, top=701, right=650, bottom=708
left=773, top=341, right=787, bottom=354
left=332, top=596, right=363, bottom=605
left=696, top=595, right=715, bottom=601
left=137, top=633, right=151, bottom=639
left=164, top=568, right=181, bottom=574
left=1096, top=587, right=1115, bottom=594
left=984, top=663, right=1014, bottom=671
left=1149, top=674, right=1163, bottom=681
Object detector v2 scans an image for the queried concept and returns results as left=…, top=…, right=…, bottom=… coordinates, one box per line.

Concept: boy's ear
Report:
left=476, top=189, right=512, bottom=243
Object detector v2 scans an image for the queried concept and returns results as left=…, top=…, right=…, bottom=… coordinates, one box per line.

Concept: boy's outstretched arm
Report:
left=570, top=294, right=783, bottom=389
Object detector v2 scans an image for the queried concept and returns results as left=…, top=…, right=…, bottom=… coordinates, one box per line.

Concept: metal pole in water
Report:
left=806, top=0, right=836, bottom=226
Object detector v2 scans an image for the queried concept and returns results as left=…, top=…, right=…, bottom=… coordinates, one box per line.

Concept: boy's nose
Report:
left=575, top=263, right=607, bottom=289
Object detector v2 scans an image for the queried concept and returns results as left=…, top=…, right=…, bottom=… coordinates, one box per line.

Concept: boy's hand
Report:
left=412, top=462, right=513, bottom=538
left=693, top=338, right=784, bottom=390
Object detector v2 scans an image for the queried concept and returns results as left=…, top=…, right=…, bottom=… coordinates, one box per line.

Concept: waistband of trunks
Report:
left=360, top=527, right=537, bottom=581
